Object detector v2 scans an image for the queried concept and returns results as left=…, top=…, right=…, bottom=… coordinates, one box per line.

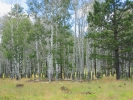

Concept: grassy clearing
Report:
left=0, top=77, right=133, bottom=100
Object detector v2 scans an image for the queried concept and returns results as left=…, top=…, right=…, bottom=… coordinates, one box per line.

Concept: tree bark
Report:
left=115, top=49, right=120, bottom=80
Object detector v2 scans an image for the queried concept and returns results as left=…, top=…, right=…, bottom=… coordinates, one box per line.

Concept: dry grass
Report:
left=0, top=77, right=133, bottom=100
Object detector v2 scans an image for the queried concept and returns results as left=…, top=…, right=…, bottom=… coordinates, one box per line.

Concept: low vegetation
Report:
left=0, top=77, right=133, bottom=100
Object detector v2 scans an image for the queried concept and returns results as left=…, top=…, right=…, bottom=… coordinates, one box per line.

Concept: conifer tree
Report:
left=88, top=0, right=133, bottom=80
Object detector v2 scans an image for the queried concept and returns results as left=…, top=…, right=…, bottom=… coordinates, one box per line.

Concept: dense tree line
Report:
left=0, top=0, right=133, bottom=81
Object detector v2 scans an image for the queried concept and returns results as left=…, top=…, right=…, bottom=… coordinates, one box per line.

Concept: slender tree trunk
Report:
left=91, top=59, right=94, bottom=80
left=113, top=0, right=120, bottom=80
left=72, top=48, right=75, bottom=80
left=96, top=59, right=101, bottom=78
left=36, top=39, right=40, bottom=79
left=47, top=24, right=54, bottom=82
left=94, top=58, right=96, bottom=77
left=115, top=49, right=120, bottom=80
left=60, top=64, right=63, bottom=79
left=86, top=38, right=91, bottom=80
left=128, top=61, right=131, bottom=78
left=9, top=60, right=13, bottom=79
left=55, top=25, right=58, bottom=81
left=55, top=61, right=59, bottom=81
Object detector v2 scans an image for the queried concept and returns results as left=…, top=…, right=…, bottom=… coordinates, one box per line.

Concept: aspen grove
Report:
left=0, top=0, right=133, bottom=81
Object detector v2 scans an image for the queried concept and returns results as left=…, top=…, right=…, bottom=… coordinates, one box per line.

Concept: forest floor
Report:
left=0, top=77, right=133, bottom=100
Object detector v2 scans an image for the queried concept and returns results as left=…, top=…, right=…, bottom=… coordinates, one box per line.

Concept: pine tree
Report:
left=87, top=0, right=133, bottom=80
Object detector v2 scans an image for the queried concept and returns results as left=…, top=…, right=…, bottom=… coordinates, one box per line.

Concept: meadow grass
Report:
left=0, top=77, right=133, bottom=100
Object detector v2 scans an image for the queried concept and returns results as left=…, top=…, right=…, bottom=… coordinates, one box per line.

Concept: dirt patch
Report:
left=60, top=86, right=72, bottom=94
left=16, top=84, right=24, bottom=87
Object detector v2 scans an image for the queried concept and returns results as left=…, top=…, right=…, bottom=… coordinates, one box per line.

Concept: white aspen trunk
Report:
left=44, top=1, right=55, bottom=82
left=64, top=47, right=67, bottom=79
left=72, top=47, right=75, bottom=80
left=17, top=62, right=19, bottom=79
left=55, top=25, right=59, bottom=81
left=47, top=52, right=51, bottom=81
left=72, top=0, right=79, bottom=80
left=9, top=2, right=14, bottom=79
left=91, top=59, right=95, bottom=80
left=75, top=18, right=81, bottom=80
left=90, top=43, right=94, bottom=80
left=14, top=58, right=16, bottom=77
left=25, top=60, right=29, bottom=78
left=81, top=39, right=84, bottom=80
left=50, top=25, right=54, bottom=80
left=78, top=21, right=84, bottom=81
left=68, top=45, right=71, bottom=79
left=36, top=39, right=40, bottom=79
left=48, top=54, right=53, bottom=82
left=86, top=38, right=91, bottom=80
left=96, top=49, right=101, bottom=78
left=80, top=7, right=86, bottom=80
left=96, top=58, right=101, bottom=78
left=75, top=12, right=80, bottom=81
left=29, top=58, right=31, bottom=78
left=55, top=61, right=59, bottom=81
left=23, top=54, right=26, bottom=78
left=16, top=0, right=20, bottom=80
left=78, top=21, right=81, bottom=80
left=86, top=39, right=89, bottom=79
left=71, top=11, right=76, bottom=80
left=47, top=24, right=54, bottom=82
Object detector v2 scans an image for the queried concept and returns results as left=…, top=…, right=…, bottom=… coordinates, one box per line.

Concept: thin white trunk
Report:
left=47, top=24, right=54, bottom=82
left=55, top=61, right=59, bottom=81
left=36, top=39, right=40, bottom=78
left=91, top=59, right=95, bottom=80
left=55, top=25, right=59, bottom=81
left=86, top=38, right=91, bottom=80
left=72, top=47, right=75, bottom=80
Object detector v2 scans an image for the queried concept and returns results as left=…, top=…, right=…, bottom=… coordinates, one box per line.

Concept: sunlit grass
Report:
left=0, top=77, right=133, bottom=100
